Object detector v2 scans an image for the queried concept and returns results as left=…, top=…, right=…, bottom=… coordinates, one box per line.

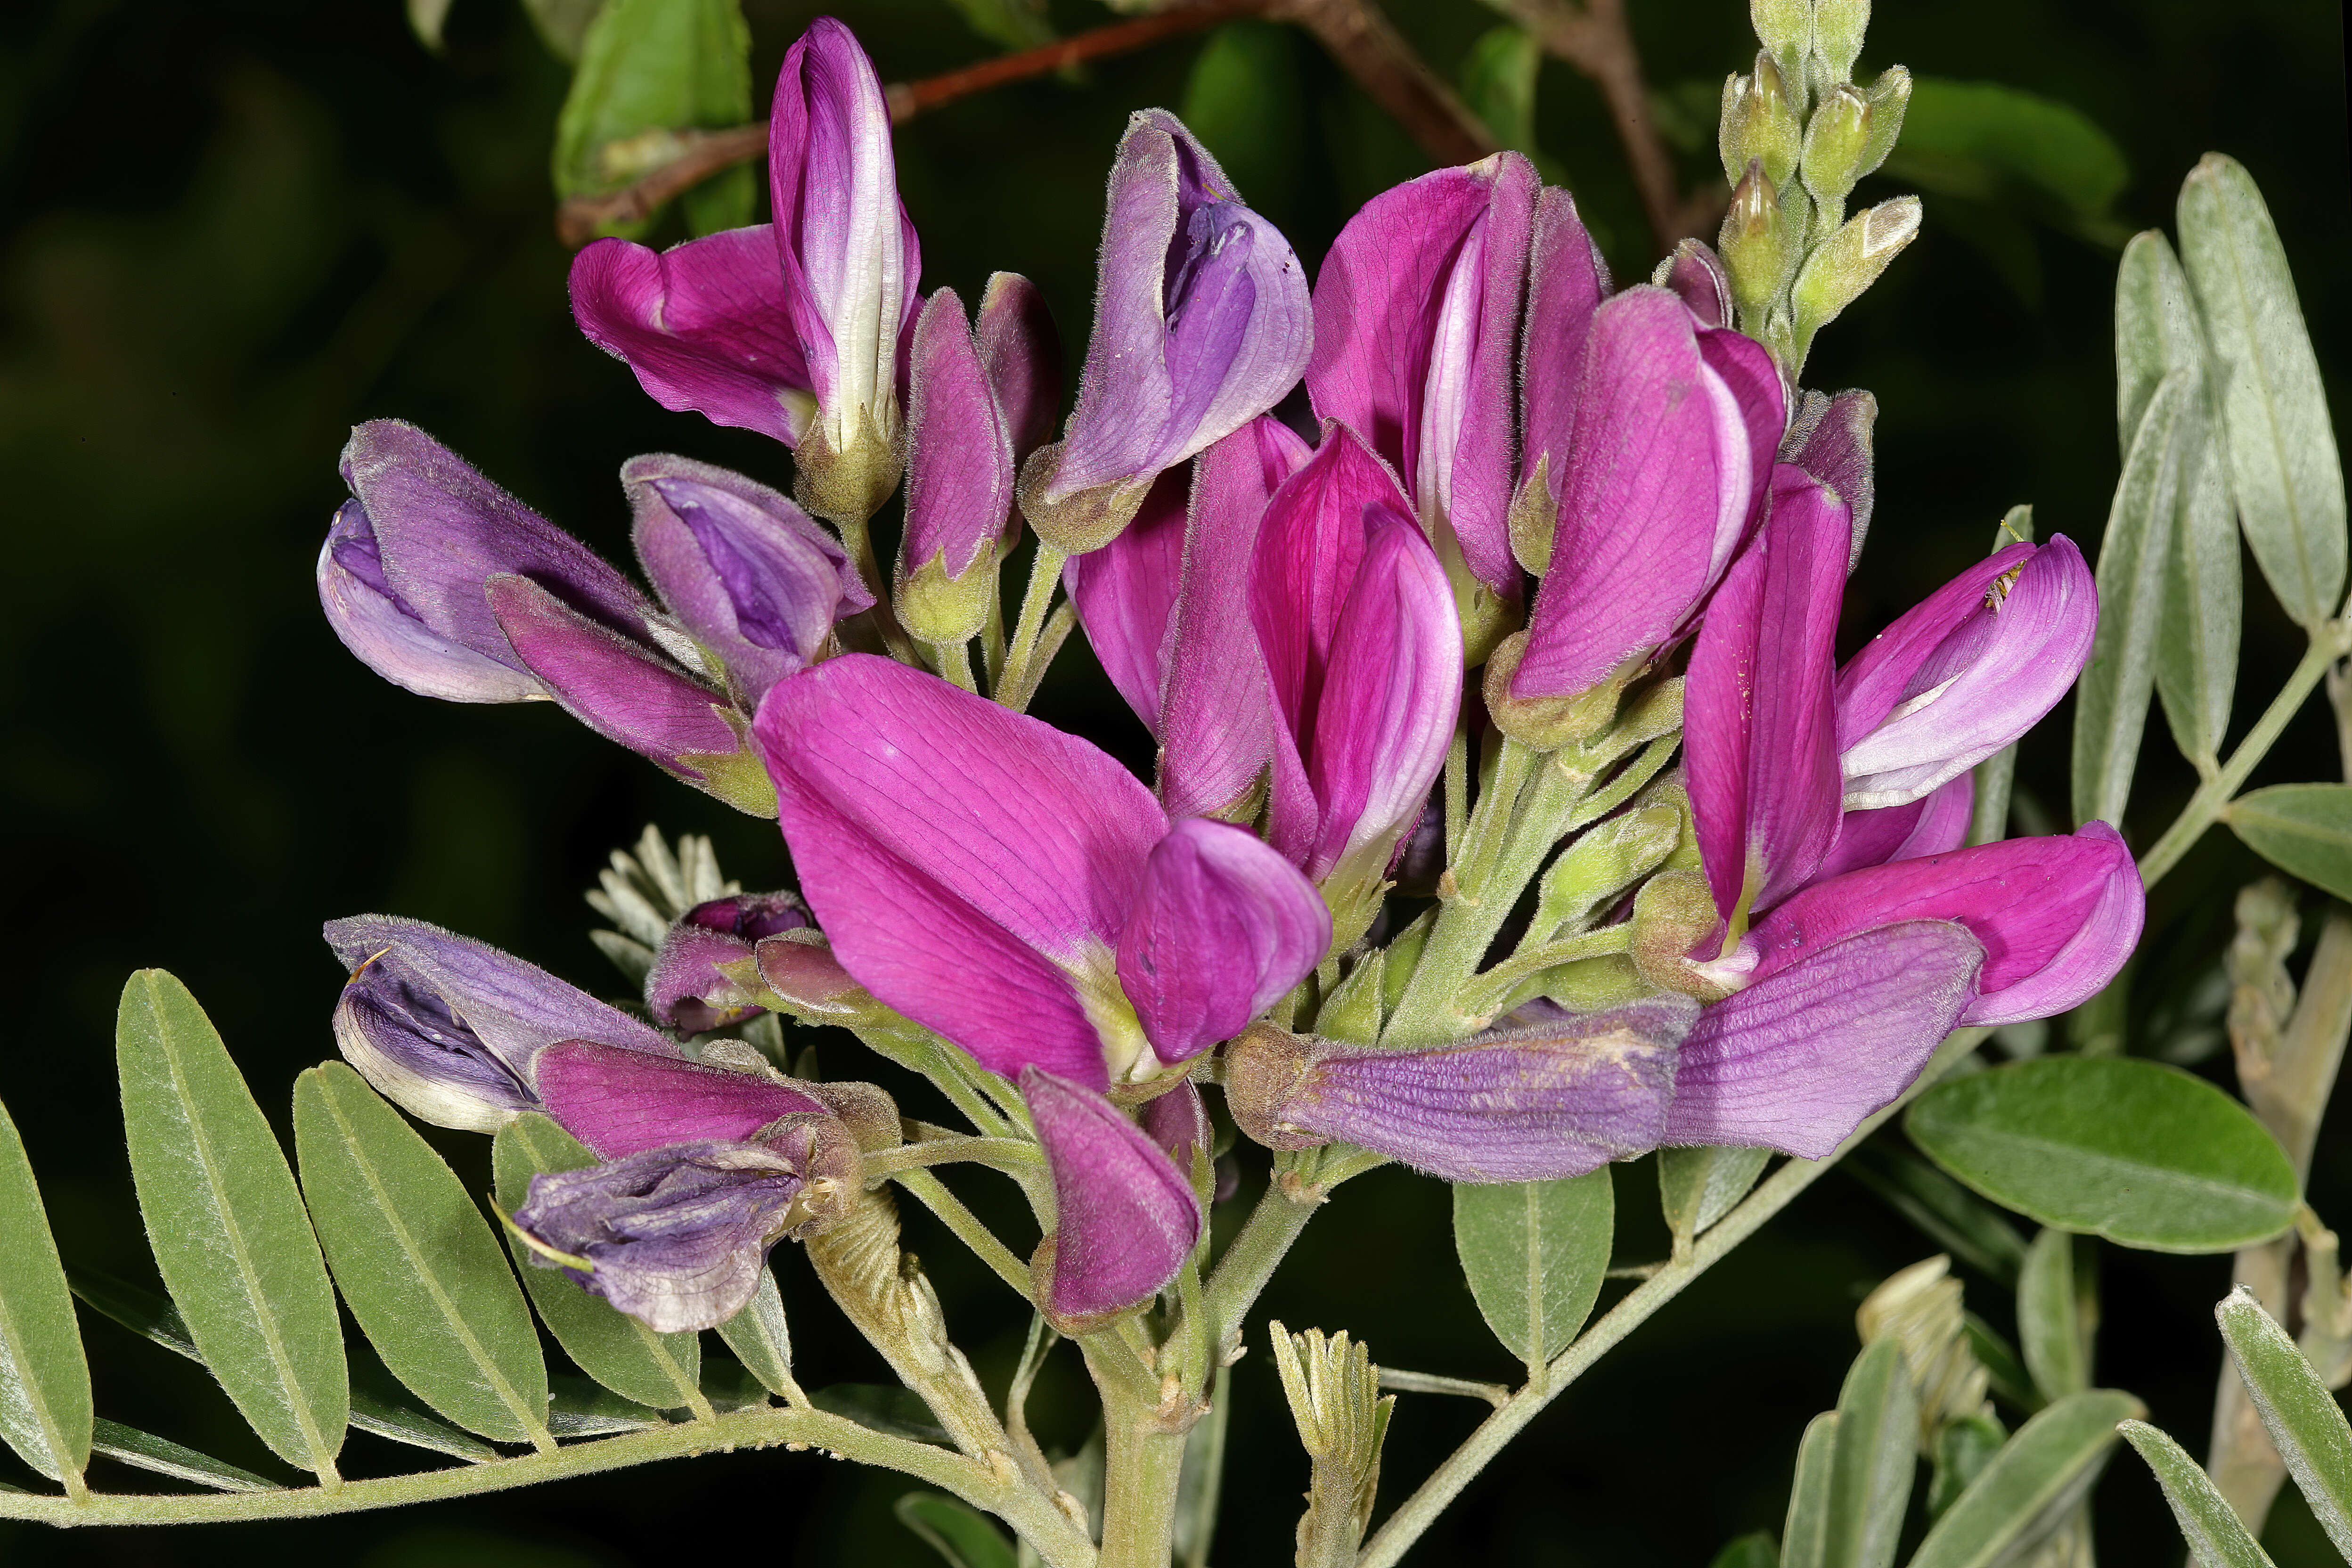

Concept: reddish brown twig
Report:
left=555, top=0, right=1495, bottom=246
left=1492, top=0, right=1717, bottom=255
left=1270, top=0, right=1495, bottom=167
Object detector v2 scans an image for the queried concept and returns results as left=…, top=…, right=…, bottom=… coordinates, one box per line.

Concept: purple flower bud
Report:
left=624, top=455, right=869, bottom=700
left=326, top=421, right=657, bottom=698
left=1512, top=290, right=1783, bottom=709
left=323, top=915, right=676, bottom=1134
left=1138, top=1078, right=1211, bottom=1170
left=1023, top=111, right=1312, bottom=552
left=974, top=271, right=1061, bottom=471
left=510, top=1116, right=860, bottom=1332
left=899, top=287, right=1014, bottom=642
left=1833, top=537, right=2097, bottom=810
left=1667, top=920, right=1984, bottom=1157
left=1307, top=154, right=1537, bottom=606
left=644, top=892, right=815, bottom=1032
left=1224, top=1000, right=1694, bottom=1182
left=1023, top=1067, right=1202, bottom=1327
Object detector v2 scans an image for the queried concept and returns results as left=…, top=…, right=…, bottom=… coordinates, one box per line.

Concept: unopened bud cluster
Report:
left=1718, top=0, right=1918, bottom=381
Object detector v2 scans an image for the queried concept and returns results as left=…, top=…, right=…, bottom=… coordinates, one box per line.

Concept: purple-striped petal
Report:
left=340, top=421, right=657, bottom=669
left=1023, top=1067, right=1202, bottom=1324
left=1512, top=291, right=1782, bottom=702
left=1115, top=818, right=1331, bottom=1066
left=568, top=228, right=815, bottom=446
left=484, top=574, right=743, bottom=777
left=1740, top=823, right=2141, bottom=1026
left=511, top=1120, right=857, bottom=1332
left=768, top=18, right=919, bottom=450
left=318, top=501, right=544, bottom=703
left=1666, top=921, right=1984, bottom=1157
left=754, top=655, right=1168, bottom=1087
left=1224, top=1000, right=1692, bottom=1182
left=626, top=455, right=866, bottom=699
left=1835, top=537, right=2097, bottom=810
left=1685, top=466, right=1852, bottom=921
left=323, top=915, right=675, bottom=1132
left=1304, top=515, right=1463, bottom=885
left=535, top=1039, right=831, bottom=1160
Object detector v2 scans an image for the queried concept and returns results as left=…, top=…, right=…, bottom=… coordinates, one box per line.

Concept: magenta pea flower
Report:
left=644, top=891, right=817, bottom=1033
left=751, top=653, right=1329, bottom=1319
left=1020, top=111, right=1312, bottom=553
left=1663, top=466, right=2139, bottom=1153
left=1070, top=421, right=1462, bottom=910
left=1306, top=154, right=1539, bottom=629
left=1507, top=287, right=1783, bottom=719
left=570, top=18, right=918, bottom=520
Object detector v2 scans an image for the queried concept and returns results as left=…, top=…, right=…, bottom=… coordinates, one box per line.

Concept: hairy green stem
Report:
left=0, top=1405, right=1096, bottom=1563
left=1094, top=1362, right=1191, bottom=1568
left=888, top=1167, right=1038, bottom=1298
left=996, top=543, right=1069, bottom=711
left=1356, top=1028, right=1987, bottom=1568
left=839, top=515, right=919, bottom=665
left=2140, top=634, right=2341, bottom=887
left=864, top=1137, right=1044, bottom=1178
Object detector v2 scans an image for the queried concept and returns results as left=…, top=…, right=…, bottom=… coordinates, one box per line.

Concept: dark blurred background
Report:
left=1, top=0, right=2347, bottom=1562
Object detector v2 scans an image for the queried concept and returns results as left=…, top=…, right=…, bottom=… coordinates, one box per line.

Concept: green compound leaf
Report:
left=1907, top=1057, right=2299, bottom=1253
left=1659, top=1145, right=1772, bottom=1256
left=1822, top=1336, right=1916, bottom=1568
left=2072, top=368, right=2195, bottom=828
left=493, top=1115, right=704, bottom=1414
left=294, top=1062, right=550, bottom=1449
left=2226, top=784, right=2352, bottom=903
left=896, top=1488, right=1020, bottom=1568
left=2177, top=154, right=2347, bottom=631
left=2216, top=1288, right=2352, bottom=1559
left=90, top=1418, right=280, bottom=1493
left=116, top=970, right=347, bottom=1478
left=554, top=0, right=754, bottom=238
left=1907, top=1389, right=2142, bottom=1568
left=1452, top=1168, right=1613, bottom=1374
left=0, top=1097, right=90, bottom=1489
left=2118, top=1418, right=2278, bottom=1568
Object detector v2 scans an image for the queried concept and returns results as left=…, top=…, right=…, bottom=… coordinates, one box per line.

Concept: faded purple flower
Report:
left=323, top=915, right=675, bottom=1133
left=644, top=892, right=816, bottom=1032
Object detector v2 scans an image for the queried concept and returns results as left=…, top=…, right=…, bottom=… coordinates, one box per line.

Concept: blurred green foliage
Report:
left=0, top=0, right=2344, bottom=1562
